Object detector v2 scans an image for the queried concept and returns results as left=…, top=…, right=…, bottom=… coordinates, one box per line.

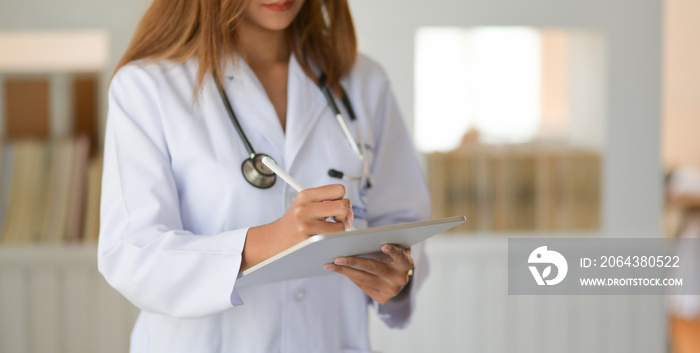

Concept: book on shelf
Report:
left=40, top=138, right=75, bottom=243
left=83, top=153, right=103, bottom=243
left=1, top=140, right=50, bottom=244
left=66, top=136, right=90, bottom=242
left=0, top=144, right=13, bottom=241
left=0, top=137, right=102, bottom=245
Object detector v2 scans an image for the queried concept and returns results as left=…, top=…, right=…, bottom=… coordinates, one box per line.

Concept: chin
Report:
left=257, top=17, right=297, bottom=31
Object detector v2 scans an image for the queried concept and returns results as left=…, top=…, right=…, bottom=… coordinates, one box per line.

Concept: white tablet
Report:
left=235, top=216, right=466, bottom=288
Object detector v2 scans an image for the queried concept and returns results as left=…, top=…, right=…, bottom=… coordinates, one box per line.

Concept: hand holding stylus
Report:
left=261, top=157, right=356, bottom=231
left=241, top=182, right=354, bottom=272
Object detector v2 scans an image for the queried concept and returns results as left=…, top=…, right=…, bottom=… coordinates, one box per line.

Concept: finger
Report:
left=324, top=265, right=388, bottom=303
left=344, top=198, right=354, bottom=222
left=381, top=244, right=414, bottom=270
left=334, top=256, right=392, bottom=278
left=339, top=255, right=409, bottom=286
left=335, top=199, right=354, bottom=224
left=307, top=219, right=346, bottom=235
left=333, top=199, right=353, bottom=223
left=297, top=184, right=346, bottom=202
left=325, top=263, right=403, bottom=303
left=335, top=199, right=355, bottom=222
left=304, top=200, right=349, bottom=222
left=324, top=263, right=383, bottom=290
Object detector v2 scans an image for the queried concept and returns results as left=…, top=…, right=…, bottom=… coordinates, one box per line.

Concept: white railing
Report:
left=0, top=245, right=138, bottom=353
left=0, top=237, right=666, bottom=353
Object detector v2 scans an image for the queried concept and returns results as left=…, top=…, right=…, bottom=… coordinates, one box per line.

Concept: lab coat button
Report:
left=294, top=288, right=306, bottom=302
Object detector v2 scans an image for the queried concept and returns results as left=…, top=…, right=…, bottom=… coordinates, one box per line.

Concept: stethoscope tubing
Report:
left=214, top=75, right=257, bottom=158
left=321, top=75, right=372, bottom=185
left=319, top=74, right=363, bottom=161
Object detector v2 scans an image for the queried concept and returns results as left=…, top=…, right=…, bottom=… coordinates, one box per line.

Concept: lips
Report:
left=263, top=0, right=293, bottom=12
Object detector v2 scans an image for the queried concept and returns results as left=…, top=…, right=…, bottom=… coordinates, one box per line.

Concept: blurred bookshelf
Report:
left=427, top=133, right=601, bottom=235
left=0, top=30, right=107, bottom=247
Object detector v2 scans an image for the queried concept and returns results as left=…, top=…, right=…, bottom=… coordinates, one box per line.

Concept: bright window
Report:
left=415, top=27, right=606, bottom=152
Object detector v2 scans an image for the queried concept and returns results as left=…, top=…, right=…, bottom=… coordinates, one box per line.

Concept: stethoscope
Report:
left=214, top=72, right=372, bottom=190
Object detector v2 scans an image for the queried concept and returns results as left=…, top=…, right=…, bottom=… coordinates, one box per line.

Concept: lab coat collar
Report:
left=284, top=54, right=328, bottom=169
left=221, top=53, right=327, bottom=170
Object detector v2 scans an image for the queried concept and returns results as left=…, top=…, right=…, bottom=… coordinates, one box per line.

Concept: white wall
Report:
left=568, top=31, right=607, bottom=151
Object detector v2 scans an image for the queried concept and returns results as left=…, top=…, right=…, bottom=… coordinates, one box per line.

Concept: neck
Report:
left=237, top=20, right=290, bottom=67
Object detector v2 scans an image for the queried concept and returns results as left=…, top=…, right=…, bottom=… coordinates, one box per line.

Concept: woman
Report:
left=98, top=0, right=430, bottom=352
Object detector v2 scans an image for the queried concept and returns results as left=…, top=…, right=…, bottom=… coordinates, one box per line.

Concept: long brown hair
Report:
left=115, top=0, right=357, bottom=96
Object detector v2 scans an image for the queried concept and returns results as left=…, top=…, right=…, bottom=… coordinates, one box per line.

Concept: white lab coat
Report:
left=98, top=52, right=430, bottom=353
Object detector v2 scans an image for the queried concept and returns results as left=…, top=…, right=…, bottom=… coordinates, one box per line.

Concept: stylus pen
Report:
left=261, top=156, right=356, bottom=231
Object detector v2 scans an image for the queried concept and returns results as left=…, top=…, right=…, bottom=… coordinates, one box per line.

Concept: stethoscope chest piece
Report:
left=242, top=153, right=277, bottom=189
